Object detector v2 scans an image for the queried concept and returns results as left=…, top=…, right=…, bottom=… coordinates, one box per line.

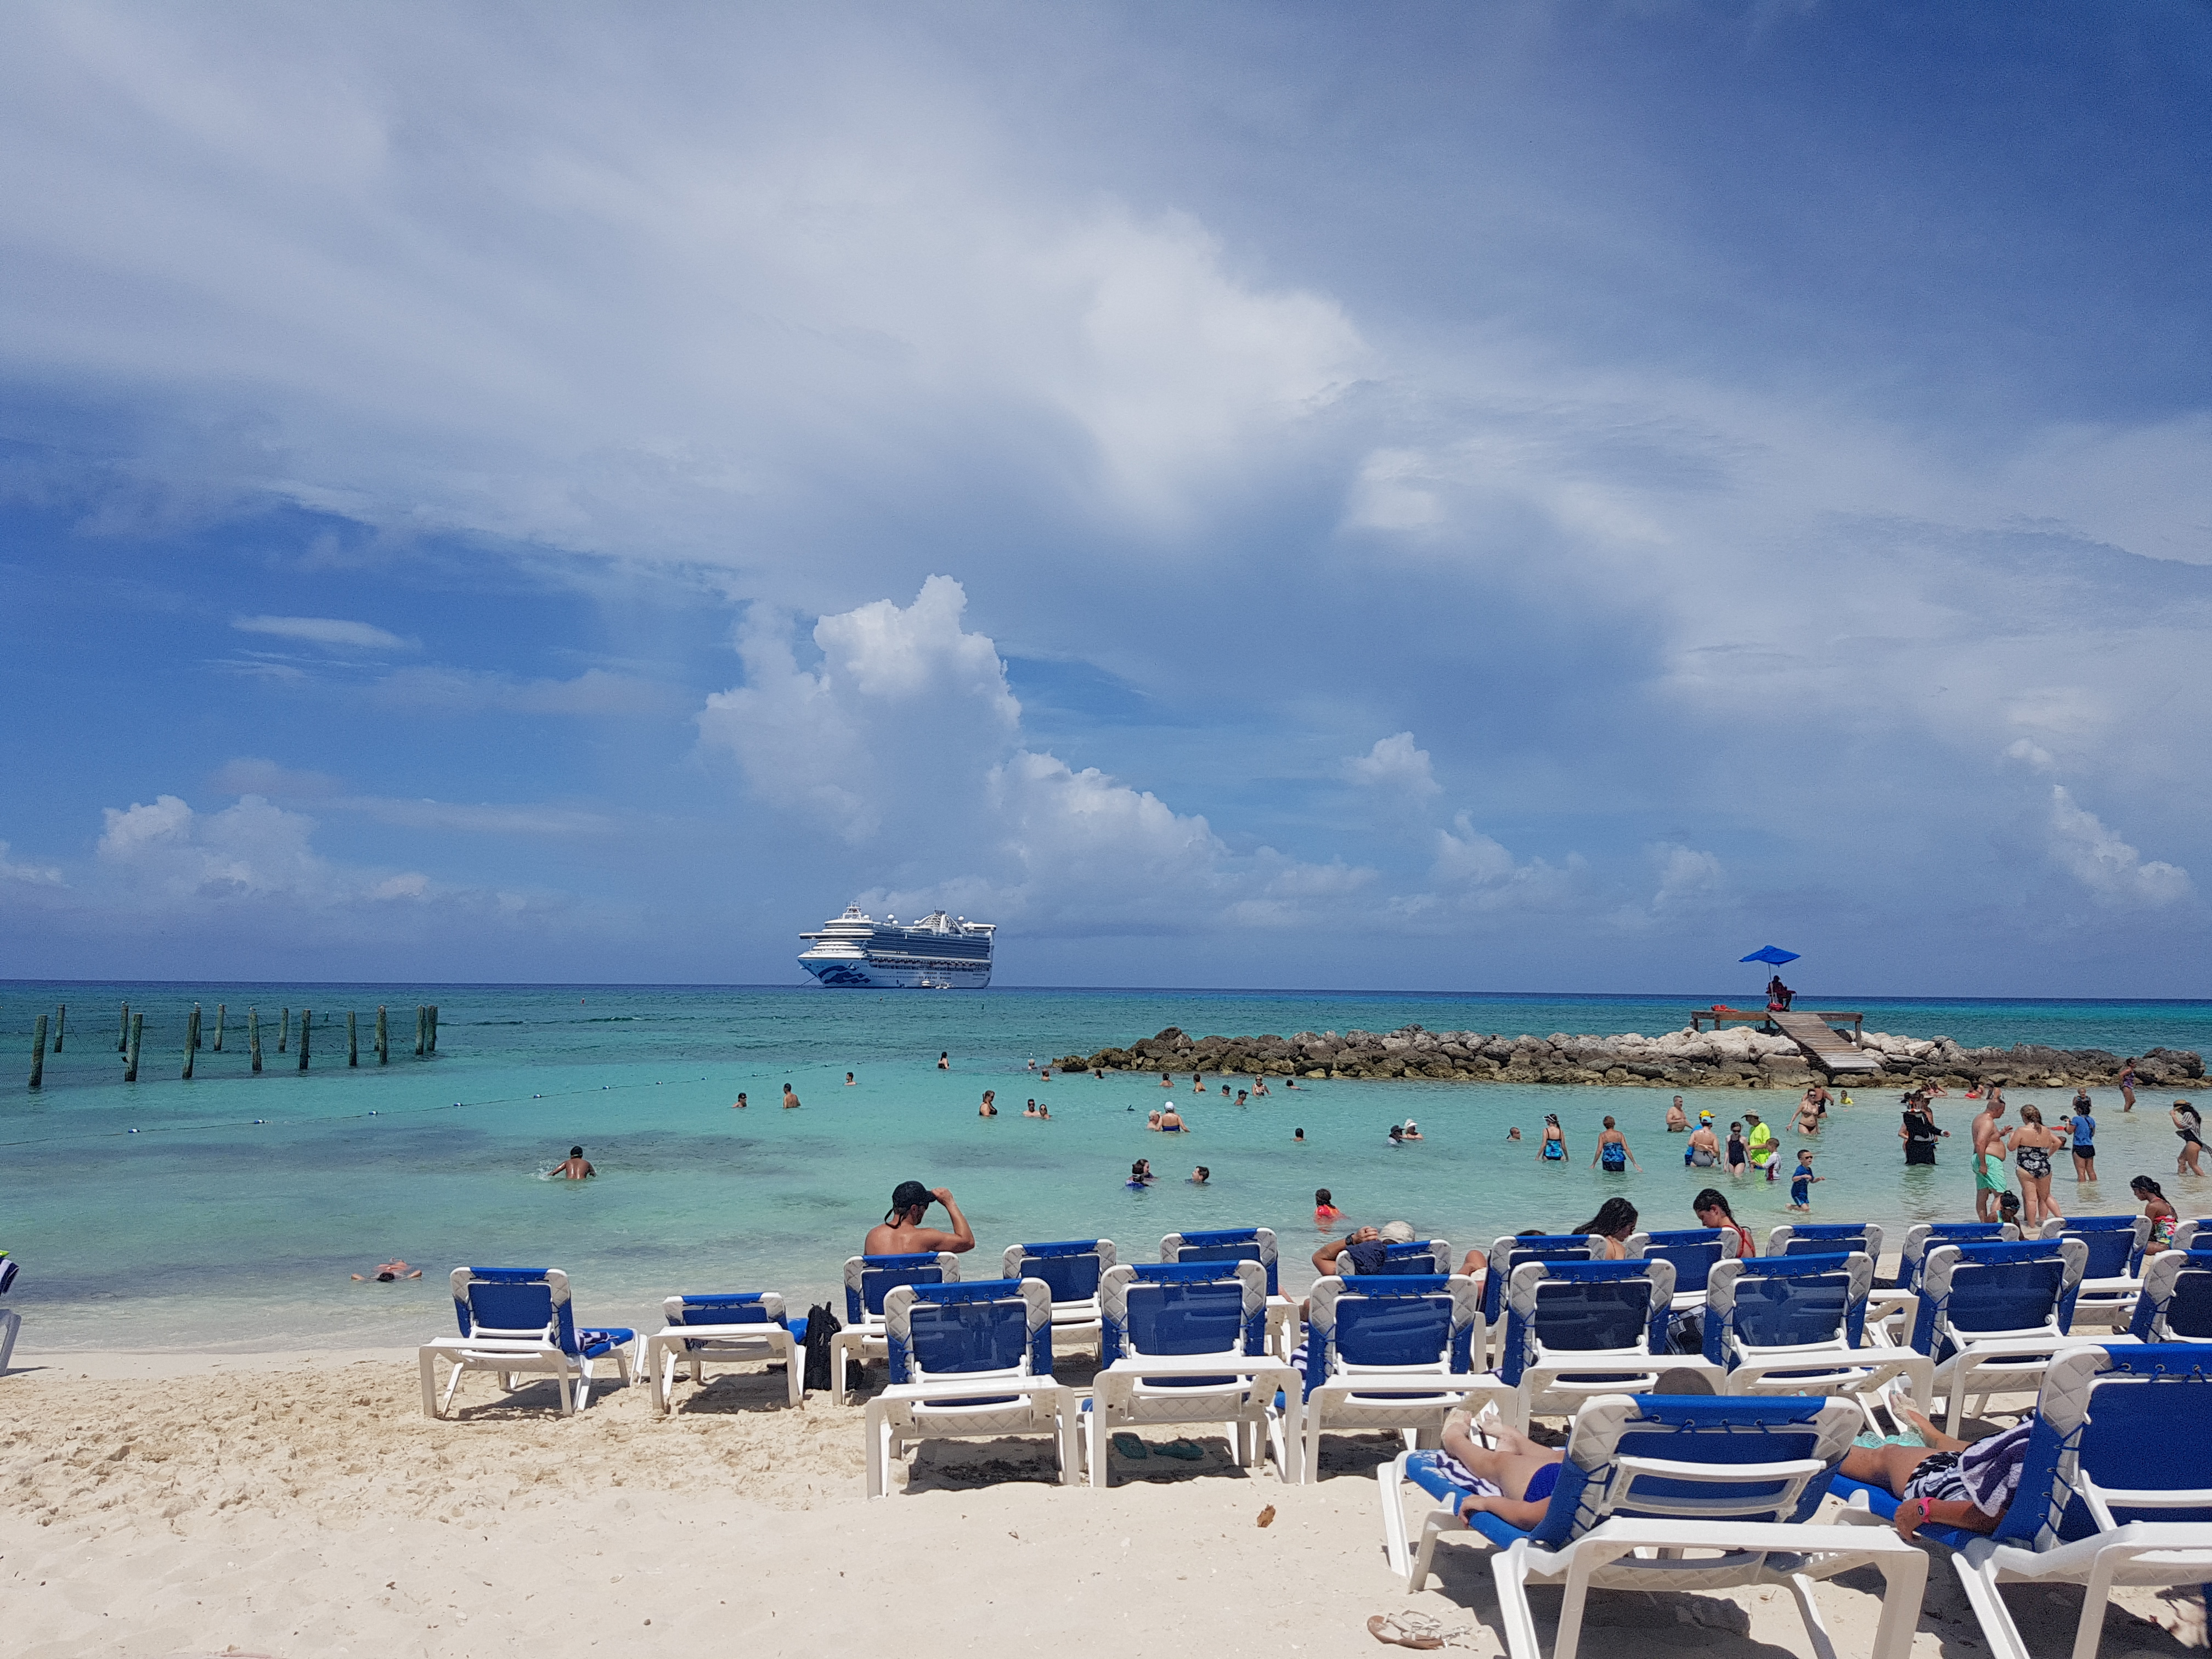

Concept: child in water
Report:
left=1788, top=1150, right=1822, bottom=1212
left=1314, top=1187, right=1341, bottom=1223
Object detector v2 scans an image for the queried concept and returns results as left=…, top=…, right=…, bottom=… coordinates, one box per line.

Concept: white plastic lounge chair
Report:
left=1767, top=1221, right=1886, bottom=1264
left=1905, top=1238, right=2103, bottom=1434
left=864, top=1278, right=1076, bottom=1497
left=2128, top=1249, right=2212, bottom=1344
left=0, top=1252, right=20, bottom=1374
left=1475, top=1235, right=1605, bottom=1367
left=1001, top=1238, right=1115, bottom=1353
left=832, top=1251, right=961, bottom=1404
left=1704, top=1251, right=1932, bottom=1431
left=1495, top=1259, right=1723, bottom=1430
left=641, top=1293, right=802, bottom=1413
left=1634, top=1227, right=1730, bottom=1313
left=1835, top=1344, right=2212, bottom=1659
left=1380, top=1392, right=1929, bottom=1659
left=1160, top=1227, right=1296, bottom=1356
left=2039, top=1216, right=2151, bottom=1330
left=1090, top=1260, right=1299, bottom=1487
left=1301, top=1271, right=1485, bottom=1482
left=418, top=1267, right=636, bottom=1418
left=2171, top=1220, right=2211, bottom=1254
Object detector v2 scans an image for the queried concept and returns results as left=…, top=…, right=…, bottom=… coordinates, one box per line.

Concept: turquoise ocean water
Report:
left=4, top=982, right=2209, bottom=1351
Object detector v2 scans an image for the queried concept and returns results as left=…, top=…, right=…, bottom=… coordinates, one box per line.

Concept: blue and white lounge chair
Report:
left=833, top=1251, right=962, bottom=1403
left=1090, top=1261, right=1299, bottom=1486
left=1767, top=1221, right=1886, bottom=1261
left=2127, top=1250, right=2212, bottom=1344
left=1339, top=1238, right=1454, bottom=1277
left=1704, top=1252, right=1932, bottom=1430
left=1496, top=1259, right=1724, bottom=1430
left=1477, top=1234, right=1605, bottom=1365
left=1002, top=1238, right=1115, bottom=1351
left=863, top=1278, right=1076, bottom=1497
left=1635, top=1228, right=1728, bottom=1312
left=1301, top=1272, right=1483, bottom=1483
left=1380, top=1393, right=1931, bottom=1659
left=418, top=1267, right=637, bottom=1418
left=1873, top=1221, right=2021, bottom=1336
left=2172, top=1220, right=2211, bottom=1254
left=1835, top=1345, right=2212, bottom=1659
left=1907, top=1238, right=2099, bottom=1434
left=2039, top=1216, right=2151, bottom=1329
left=0, top=1252, right=19, bottom=1374
left=641, top=1293, right=803, bottom=1413
left=1160, top=1227, right=1295, bottom=1355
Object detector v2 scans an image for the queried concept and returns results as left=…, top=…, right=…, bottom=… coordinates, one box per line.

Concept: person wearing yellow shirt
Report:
left=1744, top=1112, right=1779, bottom=1182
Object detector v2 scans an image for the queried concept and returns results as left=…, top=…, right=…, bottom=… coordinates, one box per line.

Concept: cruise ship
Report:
left=797, top=906, right=996, bottom=989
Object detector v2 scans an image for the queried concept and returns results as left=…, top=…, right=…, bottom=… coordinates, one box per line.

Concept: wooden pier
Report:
left=1689, top=1006, right=1880, bottom=1075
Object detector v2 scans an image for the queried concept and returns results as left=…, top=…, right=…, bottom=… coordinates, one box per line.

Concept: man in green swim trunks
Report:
left=1971, top=1097, right=2009, bottom=1222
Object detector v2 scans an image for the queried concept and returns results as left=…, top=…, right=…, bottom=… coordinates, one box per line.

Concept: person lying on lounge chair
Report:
left=1436, top=1369, right=1719, bottom=1527
left=1837, top=1404, right=2029, bottom=1539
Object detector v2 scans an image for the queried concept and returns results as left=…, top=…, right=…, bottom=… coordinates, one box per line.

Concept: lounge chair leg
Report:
left=1489, top=1541, right=1543, bottom=1659
left=1864, top=1542, right=1929, bottom=1659
left=419, top=1350, right=442, bottom=1419
left=1784, top=1572, right=1841, bottom=1659
left=2070, top=1562, right=2120, bottom=1659
left=1058, top=1395, right=1079, bottom=1487
left=1951, top=1557, right=2033, bottom=1659
left=442, top=1358, right=469, bottom=1415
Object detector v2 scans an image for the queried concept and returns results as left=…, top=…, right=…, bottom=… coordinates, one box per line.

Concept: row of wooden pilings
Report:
left=25, top=1003, right=439, bottom=1088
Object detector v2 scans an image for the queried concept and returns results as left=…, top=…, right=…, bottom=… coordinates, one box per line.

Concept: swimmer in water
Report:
left=1506, top=1126, right=1522, bottom=1141
left=1293, top=1127, right=1306, bottom=1143
left=1314, top=1187, right=1340, bottom=1222
left=1023, top=1098, right=1042, bottom=1118
left=731, top=1092, right=747, bottom=1110
left=352, top=1259, right=422, bottom=1282
left=782, top=1082, right=801, bottom=1110
left=1283, top=1077, right=1298, bottom=1089
left=1161, top=1071, right=1173, bottom=1088
left=1128, top=1159, right=1155, bottom=1187
left=979, top=1090, right=998, bottom=1117
left=845, top=1072, right=856, bottom=1086
left=1159, top=1104, right=1187, bottom=1133
left=1251, top=1078, right=1269, bottom=1096
left=1190, top=1165, right=1210, bottom=1185
left=553, top=1146, right=595, bottom=1180
left=1236, top=1089, right=1249, bottom=1107
left=938, top=1051, right=950, bottom=1069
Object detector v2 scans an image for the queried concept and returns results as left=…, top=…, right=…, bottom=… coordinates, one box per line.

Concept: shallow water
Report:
left=4, top=982, right=2207, bottom=1350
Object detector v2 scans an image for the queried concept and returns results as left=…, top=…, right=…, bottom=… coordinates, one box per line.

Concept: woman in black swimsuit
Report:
left=2011, top=1104, right=2065, bottom=1228
left=2173, top=1099, right=2205, bottom=1177
left=1900, top=1094, right=1942, bottom=1166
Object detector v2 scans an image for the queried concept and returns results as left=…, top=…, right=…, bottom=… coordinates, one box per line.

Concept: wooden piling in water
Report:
left=348, top=1010, right=358, bottom=1067
left=298, top=1008, right=311, bottom=1070
left=250, top=1007, right=262, bottom=1074
left=279, top=1008, right=289, bottom=1053
left=126, top=1013, right=142, bottom=1082
left=53, top=1005, right=65, bottom=1053
left=183, top=1005, right=201, bottom=1079
left=30, top=1014, right=47, bottom=1090
left=428, top=1005, right=438, bottom=1054
left=212, top=1004, right=224, bottom=1052
left=119, top=1002, right=129, bottom=1053
left=415, top=1006, right=426, bottom=1058
left=376, top=1006, right=388, bottom=1065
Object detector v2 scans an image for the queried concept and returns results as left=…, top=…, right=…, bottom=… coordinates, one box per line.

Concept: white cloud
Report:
left=2004, top=737, right=2056, bottom=772
left=1345, top=732, right=1441, bottom=797
left=232, top=615, right=414, bottom=652
left=0, top=840, right=63, bottom=885
left=698, top=575, right=1020, bottom=842
left=2046, top=786, right=2192, bottom=908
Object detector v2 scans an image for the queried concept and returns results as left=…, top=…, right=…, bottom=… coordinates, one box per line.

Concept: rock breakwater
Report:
left=1052, top=1025, right=2205, bottom=1092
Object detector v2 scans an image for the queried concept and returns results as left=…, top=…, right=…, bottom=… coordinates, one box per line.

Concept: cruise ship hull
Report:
left=797, top=952, right=992, bottom=990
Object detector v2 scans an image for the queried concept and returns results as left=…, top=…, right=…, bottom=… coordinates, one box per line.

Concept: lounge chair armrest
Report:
left=1613, top=1454, right=1830, bottom=1485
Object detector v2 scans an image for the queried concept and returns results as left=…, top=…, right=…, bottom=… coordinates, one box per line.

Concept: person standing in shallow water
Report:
left=1971, top=1096, right=2008, bottom=1221
left=782, top=1082, right=802, bottom=1110
left=1591, top=1116, right=1641, bottom=1173
left=1538, top=1114, right=1567, bottom=1163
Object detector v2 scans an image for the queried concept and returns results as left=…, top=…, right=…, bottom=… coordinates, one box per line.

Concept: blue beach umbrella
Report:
left=1739, top=945, right=1800, bottom=966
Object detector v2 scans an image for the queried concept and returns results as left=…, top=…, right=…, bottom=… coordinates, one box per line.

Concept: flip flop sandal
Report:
left=1110, top=1432, right=1150, bottom=1459
left=1367, top=1615, right=1445, bottom=1650
left=1155, top=1440, right=1205, bottom=1461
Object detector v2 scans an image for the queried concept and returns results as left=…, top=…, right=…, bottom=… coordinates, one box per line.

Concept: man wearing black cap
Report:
left=863, top=1181, right=976, bottom=1256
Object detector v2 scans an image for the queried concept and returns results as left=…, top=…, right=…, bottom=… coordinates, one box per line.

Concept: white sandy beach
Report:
left=3, top=1345, right=2205, bottom=1659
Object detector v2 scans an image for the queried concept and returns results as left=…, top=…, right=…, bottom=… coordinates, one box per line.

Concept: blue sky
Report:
left=2, top=2, right=2208, bottom=995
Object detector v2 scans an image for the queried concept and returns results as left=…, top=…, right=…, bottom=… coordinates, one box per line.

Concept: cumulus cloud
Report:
left=2005, top=737, right=2056, bottom=772
left=1345, top=732, right=1441, bottom=797
left=1650, top=842, right=1725, bottom=911
left=233, top=615, right=414, bottom=652
left=2045, top=786, right=2192, bottom=908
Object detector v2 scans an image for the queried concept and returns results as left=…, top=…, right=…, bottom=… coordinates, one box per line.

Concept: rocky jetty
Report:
left=1052, top=1025, right=2205, bottom=1092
